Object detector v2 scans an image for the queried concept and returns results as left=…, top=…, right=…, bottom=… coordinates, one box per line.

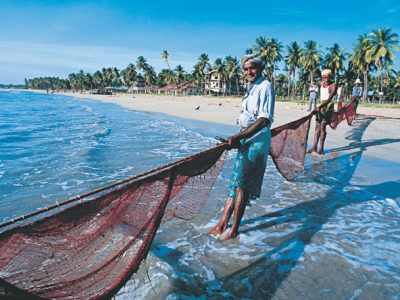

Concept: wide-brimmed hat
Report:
left=355, top=78, right=362, bottom=84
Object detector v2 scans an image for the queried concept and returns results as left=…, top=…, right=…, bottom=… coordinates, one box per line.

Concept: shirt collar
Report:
left=246, top=75, right=265, bottom=94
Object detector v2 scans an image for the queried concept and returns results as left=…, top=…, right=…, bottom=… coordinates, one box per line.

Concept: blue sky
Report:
left=1, top=0, right=399, bottom=84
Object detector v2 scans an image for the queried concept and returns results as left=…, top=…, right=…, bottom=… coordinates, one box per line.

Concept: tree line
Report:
left=25, top=28, right=400, bottom=103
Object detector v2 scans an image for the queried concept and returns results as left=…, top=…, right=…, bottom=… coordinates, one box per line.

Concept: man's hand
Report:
left=227, top=136, right=241, bottom=150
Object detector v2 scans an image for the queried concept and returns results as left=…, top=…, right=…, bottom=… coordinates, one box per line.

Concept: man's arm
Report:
left=227, top=117, right=270, bottom=149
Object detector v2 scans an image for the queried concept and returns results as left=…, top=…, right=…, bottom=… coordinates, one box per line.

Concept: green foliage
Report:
left=22, top=28, right=399, bottom=103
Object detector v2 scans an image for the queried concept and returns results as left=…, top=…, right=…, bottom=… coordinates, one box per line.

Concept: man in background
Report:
left=307, top=80, right=319, bottom=111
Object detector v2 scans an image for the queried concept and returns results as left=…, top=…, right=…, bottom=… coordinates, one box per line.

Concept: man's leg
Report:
left=209, top=197, right=235, bottom=235
left=307, top=96, right=312, bottom=111
left=224, top=187, right=249, bottom=240
left=307, top=122, right=321, bottom=154
left=318, top=121, right=328, bottom=154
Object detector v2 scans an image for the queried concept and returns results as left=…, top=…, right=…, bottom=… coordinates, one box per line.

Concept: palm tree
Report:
left=299, top=40, right=323, bottom=84
left=143, top=66, right=156, bottom=85
left=224, top=56, right=240, bottom=96
left=174, top=65, right=186, bottom=85
left=253, top=37, right=283, bottom=83
left=269, top=38, right=284, bottom=83
left=68, top=73, right=77, bottom=91
left=93, top=71, right=104, bottom=89
left=367, top=28, right=399, bottom=103
left=157, top=69, right=175, bottom=85
left=213, top=58, right=226, bottom=95
left=136, top=56, right=149, bottom=75
left=324, top=43, right=347, bottom=83
left=350, top=34, right=374, bottom=102
left=193, top=53, right=210, bottom=92
left=285, top=41, right=302, bottom=99
left=161, top=50, right=174, bottom=83
left=121, top=64, right=137, bottom=87
left=395, top=71, right=400, bottom=88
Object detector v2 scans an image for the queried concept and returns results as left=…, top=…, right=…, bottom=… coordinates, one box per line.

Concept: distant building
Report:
left=204, top=70, right=242, bottom=96
left=143, top=85, right=160, bottom=94
left=179, top=83, right=202, bottom=95
left=159, top=83, right=201, bottom=95
left=128, top=76, right=145, bottom=93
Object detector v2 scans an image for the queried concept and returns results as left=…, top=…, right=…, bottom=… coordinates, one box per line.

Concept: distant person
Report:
left=336, top=85, right=344, bottom=109
left=351, top=78, right=363, bottom=111
left=209, top=54, right=275, bottom=240
left=307, top=69, right=337, bottom=155
left=307, top=81, right=319, bottom=111
left=367, top=89, right=374, bottom=102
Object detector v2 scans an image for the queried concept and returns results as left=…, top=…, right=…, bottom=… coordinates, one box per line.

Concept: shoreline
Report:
left=9, top=89, right=400, bottom=164
left=22, top=89, right=400, bottom=126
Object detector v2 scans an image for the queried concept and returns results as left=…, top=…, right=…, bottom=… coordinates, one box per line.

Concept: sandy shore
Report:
left=26, top=90, right=400, bottom=164
left=56, top=92, right=400, bottom=127
left=54, top=91, right=399, bottom=163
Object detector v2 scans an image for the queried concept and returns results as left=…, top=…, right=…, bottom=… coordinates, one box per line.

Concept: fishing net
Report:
left=269, top=115, right=312, bottom=180
left=0, top=145, right=226, bottom=299
left=330, top=100, right=356, bottom=129
left=0, top=100, right=356, bottom=299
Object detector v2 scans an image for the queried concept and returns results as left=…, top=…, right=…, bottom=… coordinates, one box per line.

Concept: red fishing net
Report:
left=330, top=100, right=356, bottom=129
left=0, top=101, right=355, bottom=299
left=0, top=145, right=226, bottom=299
left=269, top=115, right=312, bottom=180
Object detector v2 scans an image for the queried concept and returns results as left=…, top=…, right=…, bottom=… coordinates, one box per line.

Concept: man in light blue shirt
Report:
left=307, top=81, right=319, bottom=111
left=209, top=54, right=275, bottom=240
left=352, top=78, right=363, bottom=111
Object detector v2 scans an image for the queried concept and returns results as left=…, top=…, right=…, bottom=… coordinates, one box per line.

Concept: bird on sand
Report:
left=195, top=106, right=200, bottom=110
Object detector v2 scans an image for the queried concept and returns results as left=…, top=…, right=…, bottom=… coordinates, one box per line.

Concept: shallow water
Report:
left=116, top=116, right=400, bottom=299
left=1, top=91, right=399, bottom=299
left=0, top=90, right=219, bottom=223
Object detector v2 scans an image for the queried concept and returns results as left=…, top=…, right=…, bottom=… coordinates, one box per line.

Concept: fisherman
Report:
left=209, top=53, right=275, bottom=240
left=351, top=78, right=363, bottom=111
left=307, top=69, right=337, bottom=155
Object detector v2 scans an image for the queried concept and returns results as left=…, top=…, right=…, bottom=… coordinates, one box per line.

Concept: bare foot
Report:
left=208, top=225, right=225, bottom=236
left=317, top=150, right=325, bottom=155
left=223, top=230, right=239, bottom=241
left=307, top=149, right=318, bottom=155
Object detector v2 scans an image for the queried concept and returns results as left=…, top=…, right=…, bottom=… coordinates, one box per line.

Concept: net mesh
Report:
left=269, top=115, right=312, bottom=180
left=330, top=100, right=356, bottom=129
left=0, top=102, right=356, bottom=299
left=0, top=146, right=225, bottom=299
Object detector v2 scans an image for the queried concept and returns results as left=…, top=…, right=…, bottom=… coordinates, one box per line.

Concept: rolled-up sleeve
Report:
left=257, top=82, right=275, bottom=124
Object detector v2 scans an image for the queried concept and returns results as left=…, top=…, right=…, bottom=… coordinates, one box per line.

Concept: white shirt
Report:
left=238, top=76, right=275, bottom=129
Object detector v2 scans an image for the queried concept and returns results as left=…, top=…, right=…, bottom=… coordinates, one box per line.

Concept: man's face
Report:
left=322, top=74, right=330, bottom=84
left=243, top=62, right=262, bottom=84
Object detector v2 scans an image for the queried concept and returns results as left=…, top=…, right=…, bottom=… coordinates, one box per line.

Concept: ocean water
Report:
left=0, top=90, right=223, bottom=223
left=1, top=90, right=400, bottom=299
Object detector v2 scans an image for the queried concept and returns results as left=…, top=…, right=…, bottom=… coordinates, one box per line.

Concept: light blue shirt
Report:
left=352, top=86, right=363, bottom=97
left=238, top=76, right=275, bottom=129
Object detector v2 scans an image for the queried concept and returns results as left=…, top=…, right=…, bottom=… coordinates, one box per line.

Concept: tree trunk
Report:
left=293, top=69, right=296, bottom=100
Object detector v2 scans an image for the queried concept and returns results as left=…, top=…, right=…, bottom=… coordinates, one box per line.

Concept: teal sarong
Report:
left=228, top=127, right=271, bottom=200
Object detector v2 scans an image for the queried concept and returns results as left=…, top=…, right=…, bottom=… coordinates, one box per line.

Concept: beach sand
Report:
left=59, top=91, right=400, bottom=164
